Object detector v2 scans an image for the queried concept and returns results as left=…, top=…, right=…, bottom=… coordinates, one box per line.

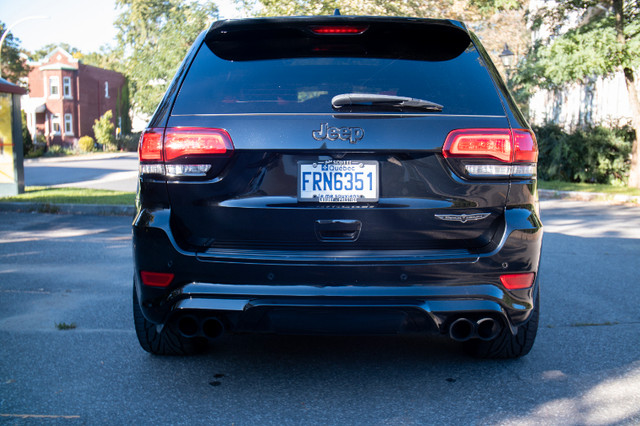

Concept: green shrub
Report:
left=78, top=136, right=95, bottom=152
left=117, top=132, right=141, bottom=152
left=534, top=123, right=633, bottom=184
left=93, top=110, right=116, bottom=151
left=24, top=133, right=47, bottom=158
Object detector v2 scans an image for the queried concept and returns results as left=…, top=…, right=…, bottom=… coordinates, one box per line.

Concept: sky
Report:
left=0, top=0, right=241, bottom=54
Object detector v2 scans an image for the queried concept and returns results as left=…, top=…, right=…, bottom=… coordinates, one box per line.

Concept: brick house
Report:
left=22, top=47, right=126, bottom=147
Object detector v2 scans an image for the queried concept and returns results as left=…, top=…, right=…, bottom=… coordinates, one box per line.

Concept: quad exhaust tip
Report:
left=177, top=315, right=225, bottom=340
left=449, top=317, right=500, bottom=342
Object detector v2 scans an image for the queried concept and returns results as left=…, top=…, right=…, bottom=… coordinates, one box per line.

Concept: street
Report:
left=0, top=200, right=639, bottom=424
left=24, top=153, right=139, bottom=192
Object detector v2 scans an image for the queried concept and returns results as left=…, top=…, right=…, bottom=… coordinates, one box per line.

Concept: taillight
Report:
left=139, top=128, right=164, bottom=162
left=500, top=273, right=535, bottom=290
left=164, top=128, right=233, bottom=161
left=443, top=129, right=537, bottom=178
left=310, top=25, right=369, bottom=34
left=139, top=127, right=234, bottom=177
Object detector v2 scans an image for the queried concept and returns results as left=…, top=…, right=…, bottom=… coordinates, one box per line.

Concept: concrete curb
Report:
left=538, top=189, right=640, bottom=205
left=0, top=202, right=135, bottom=216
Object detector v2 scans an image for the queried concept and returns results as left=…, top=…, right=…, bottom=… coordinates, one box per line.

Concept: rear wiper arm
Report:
left=332, top=93, right=443, bottom=112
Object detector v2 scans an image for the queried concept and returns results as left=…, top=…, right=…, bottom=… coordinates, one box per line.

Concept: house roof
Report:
left=21, top=97, right=47, bottom=113
left=39, top=64, right=78, bottom=71
left=28, top=46, right=79, bottom=69
left=0, top=77, right=27, bottom=95
left=42, top=47, right=78, bottom=65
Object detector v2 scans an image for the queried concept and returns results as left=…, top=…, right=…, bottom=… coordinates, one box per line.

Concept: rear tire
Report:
left=464, top=287, right=540, bottom=359
left=133, top=282, right=205, bottom=355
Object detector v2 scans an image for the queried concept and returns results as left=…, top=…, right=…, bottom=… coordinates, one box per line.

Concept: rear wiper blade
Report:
left=331, top=93, right=443, bottom=112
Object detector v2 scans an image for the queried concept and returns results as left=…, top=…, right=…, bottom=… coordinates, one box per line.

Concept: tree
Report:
left=520, top=0, right=640, bottom=187
left=0, top=21, right=30, bottom=84
left=114, top=0, right=219, bottom=115
left=21, top=110, right=33, bottom=153
left=239, top=0, right=510, bottom=21
left=93, top=110, right=116, bottom=151
left=76, top=47, right=123, bottom=71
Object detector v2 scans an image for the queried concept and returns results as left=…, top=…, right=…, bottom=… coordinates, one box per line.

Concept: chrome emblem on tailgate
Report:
left=435, top=213, right=491, bottom=224
left=312, top=123, right=364, bottom=144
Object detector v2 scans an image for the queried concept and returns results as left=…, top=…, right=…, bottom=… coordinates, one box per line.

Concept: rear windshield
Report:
left=172, top=22, right=505, bottom=116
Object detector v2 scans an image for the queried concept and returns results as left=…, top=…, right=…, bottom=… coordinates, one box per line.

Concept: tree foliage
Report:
left=239, top=0, right=523, bottom=21
left=0, top=21, right=30, bottom=84
left=518, top=0, right=640, bottom=187
left=520, top=3, right=640, bottom=88
left=114, top=0, right=219, bottom=115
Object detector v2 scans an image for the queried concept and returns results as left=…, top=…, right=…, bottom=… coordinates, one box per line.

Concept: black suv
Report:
left=133, top=15, right=542, bottom=358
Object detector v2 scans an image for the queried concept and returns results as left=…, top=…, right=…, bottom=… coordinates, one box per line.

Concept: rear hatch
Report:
left=143, top=17, right=531, bottom=254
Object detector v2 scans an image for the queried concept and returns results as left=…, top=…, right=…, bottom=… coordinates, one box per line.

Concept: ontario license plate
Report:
left=298, top=160, right=379, bottom=203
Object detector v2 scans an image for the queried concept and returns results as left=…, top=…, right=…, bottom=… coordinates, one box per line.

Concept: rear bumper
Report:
left=133, top=206, right=542, bottom=336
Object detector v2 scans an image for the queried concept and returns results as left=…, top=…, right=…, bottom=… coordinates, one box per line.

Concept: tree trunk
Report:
left=624, top=67, right=640, bottom=188
left=613, top=0, right=640, bottom=187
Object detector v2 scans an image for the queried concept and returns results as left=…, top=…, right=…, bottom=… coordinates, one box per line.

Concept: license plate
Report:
left=298, top=160, right=379, bottom=203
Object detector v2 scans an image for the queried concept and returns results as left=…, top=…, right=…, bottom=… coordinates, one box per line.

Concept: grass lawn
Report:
left=538, top=180, right=640, bottom=197
left=0, top=186, right=135, bottom=205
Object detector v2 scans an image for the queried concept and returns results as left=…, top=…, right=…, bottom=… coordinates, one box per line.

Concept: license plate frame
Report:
left=297, top=160, right=379, bottom=203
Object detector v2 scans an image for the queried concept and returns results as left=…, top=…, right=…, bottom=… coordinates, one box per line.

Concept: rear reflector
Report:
left=140, top=271, right=174, bottom=287
left=500, top=273, right=535, bottom=290
left=310, top=25, right=369, bottom=34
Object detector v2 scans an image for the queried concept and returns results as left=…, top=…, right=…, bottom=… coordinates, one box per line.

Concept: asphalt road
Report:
left=0, top=200, right=639, bottom=425
left=24, top=153, right=139, bottom=192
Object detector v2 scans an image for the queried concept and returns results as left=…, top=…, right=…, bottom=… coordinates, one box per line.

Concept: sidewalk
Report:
left=0, top=201, right=136, bottom=216
left=24, top=152, right=138, bottom=164
left=538, top=189, right=640, bottom=205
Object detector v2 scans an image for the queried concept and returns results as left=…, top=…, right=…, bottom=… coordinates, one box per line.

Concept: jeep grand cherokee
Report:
left=133, top=15, right=542, bottom=358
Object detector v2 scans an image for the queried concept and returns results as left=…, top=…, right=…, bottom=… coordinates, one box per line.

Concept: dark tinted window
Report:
left=172, top=24, right=505, bottom=116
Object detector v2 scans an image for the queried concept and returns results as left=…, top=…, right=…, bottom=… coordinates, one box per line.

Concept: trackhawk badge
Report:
left=434, top=212, right=491, bottom=224
left=312, top=123, right=364, bottom=144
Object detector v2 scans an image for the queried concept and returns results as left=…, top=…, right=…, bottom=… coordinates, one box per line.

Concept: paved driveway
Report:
left=0, top=200, right=638, bottom=424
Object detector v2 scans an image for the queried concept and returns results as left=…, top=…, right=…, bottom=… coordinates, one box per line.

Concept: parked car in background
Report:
left=133, top=14, right=542, bottom=358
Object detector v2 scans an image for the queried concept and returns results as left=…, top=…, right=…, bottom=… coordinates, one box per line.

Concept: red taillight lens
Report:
left=512, top=129, right=538, bottom=163
left=443, top=129, right=538, bottom=163
left=164, top=128, right=234, bottom=162
left=140, top=271, right=174, bottom=287
left=310, top=25, right=369, bottom=34
left=139, top=128, right=164, bottom=162
left=500, top=273, right=535, bottom=290
left=443, top=129, right=512, bottom=162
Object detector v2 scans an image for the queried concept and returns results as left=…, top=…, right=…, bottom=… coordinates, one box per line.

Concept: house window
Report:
left=63, top=77, right=72, bottom=98
left=64, top=114, right=73, bottom=135
left=51, top=114, right=61, bottom=134
left=104, top=81, right=110, bottom=98
left=49, top=76, right=60, bottom=97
